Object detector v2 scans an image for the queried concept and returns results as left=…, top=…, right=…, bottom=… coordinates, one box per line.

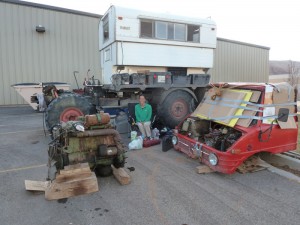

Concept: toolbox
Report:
left=190, top=74, right=211, bottom=85
left=130, top=73, right=147, bottom=85
left=111, top=73, right=130, bottom=86
left=172, top=75, right=192, bottom=84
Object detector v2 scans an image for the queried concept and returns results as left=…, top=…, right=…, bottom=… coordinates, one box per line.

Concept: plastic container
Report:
left=130, top=131, right=137, bottom=141
left=109, top=115, right=116, bottom=128
left=130, top=73, right=147, bottom=85
left=151, top=128, right=160, bottom=140
left=172, top=75, right=192, bottom=84
left=111, top=73, right=130, bottom=86
left=190, top=74, right=211, bottom=85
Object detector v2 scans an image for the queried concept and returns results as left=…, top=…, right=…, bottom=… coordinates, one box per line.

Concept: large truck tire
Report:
left=45, top=94, right=95, bottom=130
left=158, top=90, right=195, bottom=128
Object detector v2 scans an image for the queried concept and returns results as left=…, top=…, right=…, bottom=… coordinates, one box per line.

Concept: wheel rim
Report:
left=60, top=107, right=84, bottom=122
left=170, top=99, right=188, bottom=119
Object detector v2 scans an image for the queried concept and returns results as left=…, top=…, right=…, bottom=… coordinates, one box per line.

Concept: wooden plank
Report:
left=25, top=180, right=50, bottom=191
left=196, top=165, right=214, bottom=174
left=59, top=166, right=91, bottom=175
left=111, top=165, right=131, bottom=185
left=45, top=173, right=99, bottom=200
left=55, top=171, right=93, bottom=183
left=56, top=163, right=93, bottom=183
left=62, top=162, right=90, bottom=172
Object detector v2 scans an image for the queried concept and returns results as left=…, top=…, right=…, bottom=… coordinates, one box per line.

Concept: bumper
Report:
left=173, top=137, right=250, bottom=174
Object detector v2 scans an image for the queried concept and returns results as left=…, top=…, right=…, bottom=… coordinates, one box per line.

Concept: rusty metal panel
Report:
left=0, top=1, right=101, bottom=105
left=67, top=135, right=116, bottom=153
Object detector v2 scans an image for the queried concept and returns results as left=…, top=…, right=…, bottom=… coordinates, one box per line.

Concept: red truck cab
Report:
left=172, top=83, right=298, bottom=174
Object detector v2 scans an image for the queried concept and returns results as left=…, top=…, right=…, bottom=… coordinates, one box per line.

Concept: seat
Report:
left=127, top=103, right=156, bottom=135
left=127, top=103, right=139, bottom=133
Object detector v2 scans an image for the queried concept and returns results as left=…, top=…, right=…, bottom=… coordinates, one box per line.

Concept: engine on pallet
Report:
left=179, top=117, right=242, bottom=152
left=47, top=112, right=126, bottom=180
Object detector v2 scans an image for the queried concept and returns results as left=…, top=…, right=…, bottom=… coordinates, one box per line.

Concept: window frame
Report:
left=173, top=23, right=186, bottom=41
left=187, top=24, right=201, bottom=43
left=155, top=21, right=168, bottom=40
left=102, top=14, right=109, bottom=43
left=140, top=19, right=200, bottom=43
left=140, top=20, right=154, bottom=38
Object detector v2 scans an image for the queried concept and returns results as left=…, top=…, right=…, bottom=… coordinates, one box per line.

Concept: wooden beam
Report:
left=61, top=163, right=90, bottom=174
left=111, top=165, right=131, bottom=185
left=196, top=165, right=214, bottom=174
left=25, top=180, right=50, bottom=191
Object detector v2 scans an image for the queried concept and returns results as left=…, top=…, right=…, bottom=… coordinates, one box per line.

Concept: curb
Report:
left=267, top=165, right=300, bottom=184
left=260, top=152, right=300, bottom=171
left=260, top=152, right=300, bottom=183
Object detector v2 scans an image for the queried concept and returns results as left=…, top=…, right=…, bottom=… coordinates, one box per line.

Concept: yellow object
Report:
left=227, top=90, right=252, bottom=127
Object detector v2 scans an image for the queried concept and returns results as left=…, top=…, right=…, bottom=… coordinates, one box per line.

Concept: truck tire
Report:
left=158, top=90, right=195, bottom=128
left=45, top=94, right=95, bottom=130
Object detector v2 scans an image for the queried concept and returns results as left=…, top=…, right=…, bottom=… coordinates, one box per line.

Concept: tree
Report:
left=288, top=60, right=300, bottom=87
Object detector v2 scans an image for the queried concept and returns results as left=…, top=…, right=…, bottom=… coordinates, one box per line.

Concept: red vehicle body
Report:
left=172, top=83, right=298, bottom=174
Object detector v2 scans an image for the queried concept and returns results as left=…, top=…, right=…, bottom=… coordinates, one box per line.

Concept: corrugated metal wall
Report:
left=0, top=1, right=101, bottom=105
left=210, top=38, right=269, bottom=82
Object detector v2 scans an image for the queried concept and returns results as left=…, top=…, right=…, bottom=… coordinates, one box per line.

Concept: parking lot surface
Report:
left=0, top=106, right=300, bottom=225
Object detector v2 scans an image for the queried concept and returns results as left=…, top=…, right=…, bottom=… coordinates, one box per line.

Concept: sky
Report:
left=27, top=0, right=300, bottom=61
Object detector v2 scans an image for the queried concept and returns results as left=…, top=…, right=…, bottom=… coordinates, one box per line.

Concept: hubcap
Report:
left=60, top=107, right=84, bottom=122
left=170, top=99, right=188, bottom=119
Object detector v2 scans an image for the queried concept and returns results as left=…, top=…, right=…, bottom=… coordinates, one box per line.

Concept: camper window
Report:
left=155, top=21, right=167, bottom=39
left=141, top=20, right=153, bottom=38
left=187, top=25, right=200, bottom=42
left=167, top=23, right=174, bottom=40
left=140, top=19, right=197, bottom=43
left=103, top=15, right=109, bottom=42
left=174, top=23, right=186, bottom=41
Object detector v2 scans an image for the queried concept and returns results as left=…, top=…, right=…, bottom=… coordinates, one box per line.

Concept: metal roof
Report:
left=217, top=37, right=270, bottom=50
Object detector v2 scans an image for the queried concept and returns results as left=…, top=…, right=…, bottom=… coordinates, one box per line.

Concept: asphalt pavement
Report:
left=0, top=106, right=300, bottom=225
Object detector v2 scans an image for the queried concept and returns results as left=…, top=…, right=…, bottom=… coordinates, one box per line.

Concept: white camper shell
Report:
left=99, top=5, right=217, bottom=84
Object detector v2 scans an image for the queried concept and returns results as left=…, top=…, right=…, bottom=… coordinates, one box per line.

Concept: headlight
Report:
left=208, top=153, right=218, bottom=166
left=172, top=136, right=178, bottom=145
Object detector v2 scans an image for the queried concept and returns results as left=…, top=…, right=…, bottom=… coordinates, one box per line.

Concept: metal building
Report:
left=0, top=0, right=101, bottom=105
left=210, top=38, right=270, bottom=83
left=0, top=0, right=270, bottom=105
